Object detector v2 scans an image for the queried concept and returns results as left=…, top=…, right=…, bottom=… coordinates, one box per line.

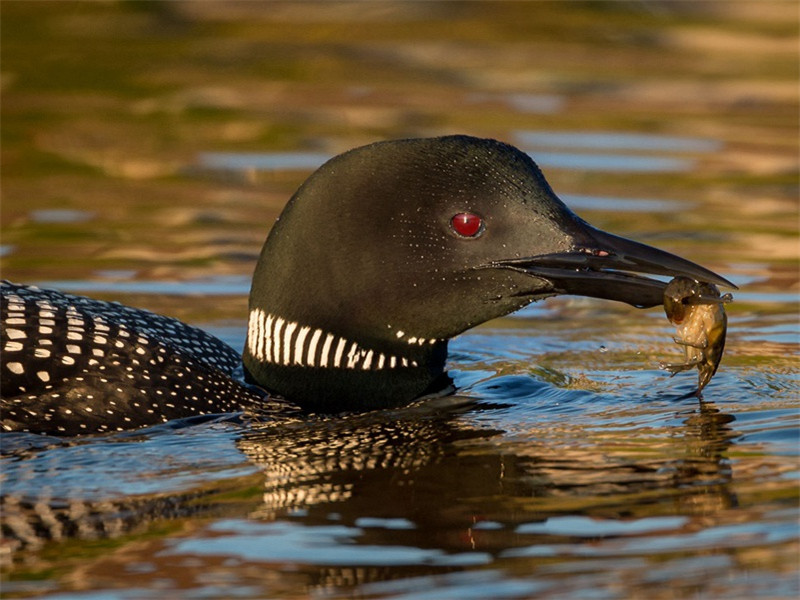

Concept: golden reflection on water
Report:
left=2, top=1, right=797, bottom=296
left=17, top=396, right=797, bottom=598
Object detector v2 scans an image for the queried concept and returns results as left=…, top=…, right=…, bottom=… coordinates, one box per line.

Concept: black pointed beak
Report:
left=495, top=221, right=737, bottom=308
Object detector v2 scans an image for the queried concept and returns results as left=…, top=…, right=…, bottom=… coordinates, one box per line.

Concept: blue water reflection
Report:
left=35, top=275, right=252, bottom=296
left=526, top=150, right=693, bottom=172
left=29, top=209, right=94, bottom=224
left=516, top=131, right=721, bottom=153
left=515, top=129, right=721, bottom=172
left=194, top=128, right=720, bottom=179
left=197, top=151, right=331, bottom=172
left=165, top=519, right=493, bottom=567
left=561, top=193, right=691, bottom=213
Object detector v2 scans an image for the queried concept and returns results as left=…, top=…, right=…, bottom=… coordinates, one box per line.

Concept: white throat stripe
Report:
left=320, top=333, right=335, bottom=368
left=273, top=317, right=285, bottom=365
left=307, top=328, right=323, bottom=367
left=294, top=326, right=311, bottom=366
left=264, top=313, right=274, bottom=363
left=246, top=309, right=423, bottom=371
left=283, top=321, right=297, bottom=366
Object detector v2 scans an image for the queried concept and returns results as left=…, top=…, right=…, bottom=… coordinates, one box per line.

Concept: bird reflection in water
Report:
left=232, top=398, right=741, bottom=588
left=3, top=398, right=741, bottom=590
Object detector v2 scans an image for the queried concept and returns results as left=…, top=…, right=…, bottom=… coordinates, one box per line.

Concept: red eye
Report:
left=450, top=212, right=485, bottom=238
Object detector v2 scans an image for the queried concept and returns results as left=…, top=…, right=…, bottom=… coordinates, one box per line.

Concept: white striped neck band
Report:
left=246, top=309, right=438, bottom=372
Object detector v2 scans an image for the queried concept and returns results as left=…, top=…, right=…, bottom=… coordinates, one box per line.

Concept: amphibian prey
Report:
left=662, top=275, right=733, bottom=392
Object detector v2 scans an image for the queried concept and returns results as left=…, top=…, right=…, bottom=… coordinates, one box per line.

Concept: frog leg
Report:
left=661, top=358, right=702, bottom=375
left=672, top=337, right=708, bottom=350
left=661, top=338, right=705, bottom=374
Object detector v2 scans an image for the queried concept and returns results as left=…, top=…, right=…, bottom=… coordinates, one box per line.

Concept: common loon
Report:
left=0, top=136, right=734, bottom=436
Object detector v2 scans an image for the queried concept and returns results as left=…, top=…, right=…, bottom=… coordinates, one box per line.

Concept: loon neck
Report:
left=242, top=308, right=449, bottom=411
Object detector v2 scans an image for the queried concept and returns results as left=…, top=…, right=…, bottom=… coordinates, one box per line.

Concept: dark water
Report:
left=2, top=2, right=798, bottom=598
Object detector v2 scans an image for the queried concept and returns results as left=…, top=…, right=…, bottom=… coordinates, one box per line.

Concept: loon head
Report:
left=244, top=135, right=733, bottom=411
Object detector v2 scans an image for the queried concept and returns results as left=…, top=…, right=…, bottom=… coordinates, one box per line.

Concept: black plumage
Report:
left=1, top=281, right=264, bottom=435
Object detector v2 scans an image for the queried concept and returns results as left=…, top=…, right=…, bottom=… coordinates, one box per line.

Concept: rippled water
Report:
left=2, top=2, right=798, bottom=599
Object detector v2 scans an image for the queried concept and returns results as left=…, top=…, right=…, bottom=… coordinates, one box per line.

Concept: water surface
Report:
left=1, top=2, right=798, bottom=599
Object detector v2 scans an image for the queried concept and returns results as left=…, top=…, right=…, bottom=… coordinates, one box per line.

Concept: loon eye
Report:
left=450, top=212, right=485, bottom=238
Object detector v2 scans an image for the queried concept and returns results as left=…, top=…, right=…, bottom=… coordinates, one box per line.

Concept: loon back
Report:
left=1, top=282, right=262, bottom=435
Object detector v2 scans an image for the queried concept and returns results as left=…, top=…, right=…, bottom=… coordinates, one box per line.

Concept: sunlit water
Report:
left=2, top=2, right=798, bottom=599
left=3, top=291, right=797, bottom=599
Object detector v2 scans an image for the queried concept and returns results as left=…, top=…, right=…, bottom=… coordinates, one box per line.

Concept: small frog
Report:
left=662, top=276, right=732, bottom=392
